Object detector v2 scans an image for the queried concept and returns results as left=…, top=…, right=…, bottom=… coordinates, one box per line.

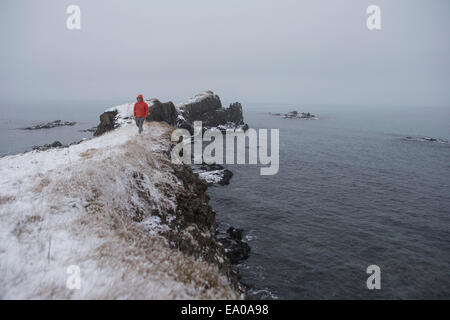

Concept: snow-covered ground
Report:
left=0, top=121, right=238, bottom=299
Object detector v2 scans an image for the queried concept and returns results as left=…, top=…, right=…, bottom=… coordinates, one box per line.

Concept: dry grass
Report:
left=0, top=122, right=238, bottom=299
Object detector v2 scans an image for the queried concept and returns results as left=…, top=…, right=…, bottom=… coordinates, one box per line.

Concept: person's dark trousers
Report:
left=135, top=117, right=145, bottom=134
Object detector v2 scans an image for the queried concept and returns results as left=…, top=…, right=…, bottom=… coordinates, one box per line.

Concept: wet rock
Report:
left=219, top=169, right=233, bottom=186
left=227, top=227, right=244, bottom=241
left=169, top=164, right=243, bottom=292
left=22, top=120, right=76, bottom=130
left=404, top=136, right=448, bottom=143
left=193, top=163, right=234, bottom=185
left=217, top=227, right=251, bottom=264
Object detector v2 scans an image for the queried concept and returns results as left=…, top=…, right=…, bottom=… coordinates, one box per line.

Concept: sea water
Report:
left=1, top=100, right=449, bottom=299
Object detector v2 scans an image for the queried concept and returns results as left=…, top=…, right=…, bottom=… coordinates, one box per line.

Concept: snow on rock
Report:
left=197, top=170, right=225, bottom=184
left=0, top=121, right=238, bottom=299
left=176, top=91, right=218, bottom=110
left=105, top=102, right=134, bottom=125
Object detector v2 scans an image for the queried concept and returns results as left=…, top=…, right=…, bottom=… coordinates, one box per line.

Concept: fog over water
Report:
left=0, top=0, right=449, bottom=300
left=0, top=0, right=449, bottom=107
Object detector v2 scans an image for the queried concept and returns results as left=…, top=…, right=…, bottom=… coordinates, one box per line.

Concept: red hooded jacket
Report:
left=134, top=94, right=149, bottom=118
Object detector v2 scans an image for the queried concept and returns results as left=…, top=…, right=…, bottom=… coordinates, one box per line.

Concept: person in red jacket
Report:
left=134, top=94, right=149, bottom=134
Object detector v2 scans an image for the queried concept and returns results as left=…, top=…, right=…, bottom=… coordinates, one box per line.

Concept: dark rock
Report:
left=78, top=127, right=97, bottom=133
left=199, top=163, right=225, bottom=171
left=217, top=227, right=251, bottom=264
left=146, top=99, right=178, bottom=126
left=22, top=120, right=76, bottom=130
left=404, top=136, right=448, bottom=143
left=32, top=141, right=66, bottom=151
left=177, top=92, right=248, bottom=134
left=284, top=111, right=316, bottom=119
left=285, top=111, right=298, bottom=118
left=94, top=110, right=117, bottom=136
left=194, top=163, right=234, bottom=186
left=272, top=111, right=317, bottom=119
left=227, top=227, right=244, bottom=241
left=51, top=141, right=62, bottom=148
left=169, top=164, right=243, bottom=292
left=93, top=91, right=249, bottom=137
left=218, top=169, right=233, bottom=186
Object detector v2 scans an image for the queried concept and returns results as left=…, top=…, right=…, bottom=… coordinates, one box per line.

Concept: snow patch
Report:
left=176, top=91, right=217, bottom=110
left=0, top=121, right=238, bottom=299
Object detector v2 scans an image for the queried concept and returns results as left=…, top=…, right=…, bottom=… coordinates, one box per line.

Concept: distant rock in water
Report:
left=32, top=141, right=65, bottom=151
left=404, top=136, right=448, bottom=144
left=78, top=127, right=97, bottom=133
left=270, top=111, right=318, bottom=119
left=94, top=91, right=248, bottom=136
left=22, top=120, right=76, bottom=130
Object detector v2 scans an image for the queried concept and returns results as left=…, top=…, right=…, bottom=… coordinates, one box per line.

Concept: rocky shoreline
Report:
left=22, top=91, right=252, bottom=297
left=92, top=91, right=252, bottom=296
left=21, top=120, right=77, bottom=130
left=1, top=120, right=244, bottom=299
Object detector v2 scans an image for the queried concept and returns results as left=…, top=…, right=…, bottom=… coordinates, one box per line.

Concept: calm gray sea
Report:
left=1, top=100, right=449, bottom=299
left=209, top=103, right=450, bottom=299
left=0, top=100, right=115, bottom=156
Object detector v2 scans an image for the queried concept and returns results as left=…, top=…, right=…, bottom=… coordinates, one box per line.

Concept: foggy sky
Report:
left=0, top=0, right=449, bottom=106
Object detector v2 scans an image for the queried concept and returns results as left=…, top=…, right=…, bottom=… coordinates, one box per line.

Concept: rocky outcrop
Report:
left=94, top=91, right=248, bottom=137
left=78, top=127, right=97, bottom=133
left=94, top=110, right=117, bottom=136
left=217, top=227, right=251, bottom=264
left=32, top=141, right=65, bottom=151
left=168, top=164, right=243, bottom=292
left=146, top=99, right=178, bottom=126
left=270, top=111, right=318, bottom=119
left=21, top=120, right=76, bottom=130
left=404, top=136, right=448, bottom=143
left=193, top=163, right=234, bottom=186
left=177, top=91, right=248, bottom=134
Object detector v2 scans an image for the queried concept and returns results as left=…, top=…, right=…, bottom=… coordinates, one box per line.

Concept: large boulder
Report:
left=94, top=110, right=118, bottom=136
left=217, top=227, right=251, bottom=264
left=146, top=99, right=178, bottom=126
left=177, top=91, right=247, bottom=133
